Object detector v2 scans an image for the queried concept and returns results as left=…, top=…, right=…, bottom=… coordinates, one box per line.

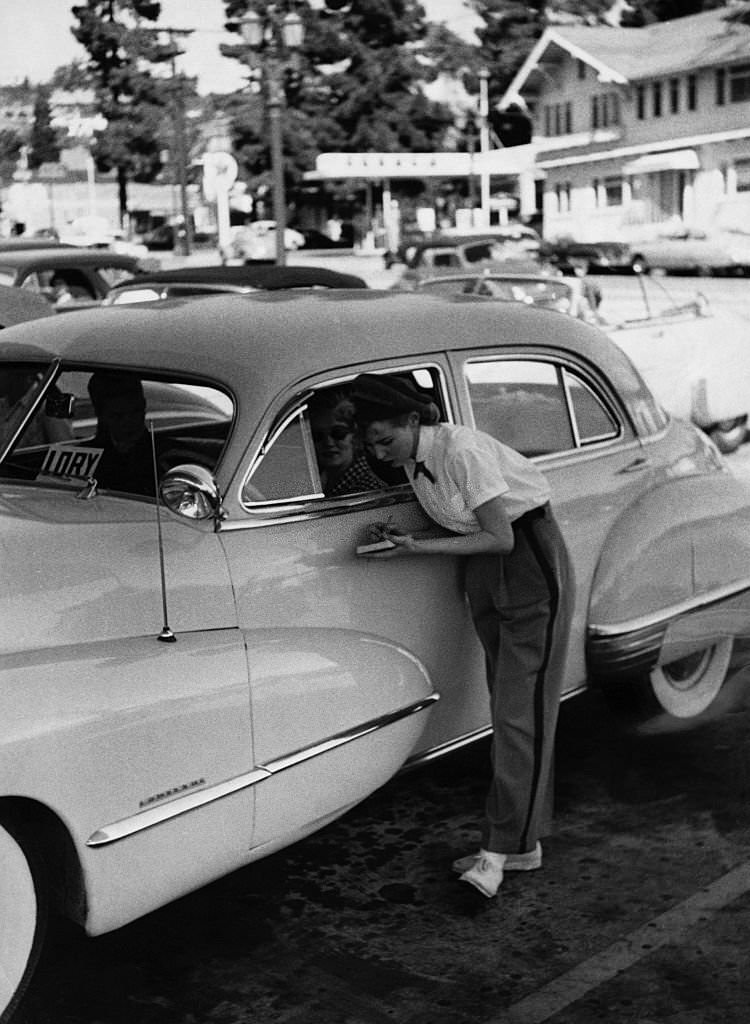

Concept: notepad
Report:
left=356, top=539, right=397, bottom=555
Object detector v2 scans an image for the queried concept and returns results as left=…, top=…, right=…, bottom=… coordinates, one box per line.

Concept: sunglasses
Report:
left=312, top=424, right=353, bottom=443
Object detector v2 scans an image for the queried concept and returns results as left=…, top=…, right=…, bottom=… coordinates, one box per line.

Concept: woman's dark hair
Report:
left=308, top=389, right=356, bottom=430
left=350, top=373, right=440, bottom=427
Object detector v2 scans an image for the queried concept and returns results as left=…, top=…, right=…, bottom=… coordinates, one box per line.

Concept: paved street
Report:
left=23, top=679, right=750, bottom=1024
left=16, top=263, right=750, bottom=1023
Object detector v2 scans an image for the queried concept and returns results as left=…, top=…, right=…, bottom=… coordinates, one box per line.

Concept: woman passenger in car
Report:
left=309, top=390, right=384, bottom=497
left=351, top=372, right=572, bottom=899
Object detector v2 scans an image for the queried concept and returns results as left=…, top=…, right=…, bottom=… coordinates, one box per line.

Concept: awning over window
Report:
left=622, top=149, right=700, bottom=174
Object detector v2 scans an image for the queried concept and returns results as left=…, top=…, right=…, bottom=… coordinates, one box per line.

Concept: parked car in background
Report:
left=224, top=221, right=306, bottom=261
left=629, top=226, right=750, bottom=275
left=103, top=264, right=368, bottom=304
left=3, top=290, right=750, bottom=1019
left=139, top=224, right=218, bottom=251
left=540, top=237, right=634, bottom=275
left=416, top=271, right=601, bottom=322
left=0, top=237, right=72, bottom=253
left=395, top=233, right=551, bottom=290
left=385, top=223, right=542, bottom=270
left=298, top=227, right=352, bottom=250
left=0, top=248, right=146, bottom=308
left=58, top=215, right=153, bottom=262
left=417, top=270, right=749, bottom=453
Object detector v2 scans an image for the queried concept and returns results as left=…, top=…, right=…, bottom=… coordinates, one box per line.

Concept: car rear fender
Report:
left=587, top=471, right=750, bottom=677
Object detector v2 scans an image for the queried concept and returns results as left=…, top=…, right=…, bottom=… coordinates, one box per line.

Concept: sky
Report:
left=0, top=0, right=482, bottom=95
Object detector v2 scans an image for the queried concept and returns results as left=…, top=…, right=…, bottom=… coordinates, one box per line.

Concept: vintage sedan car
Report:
left=416, top=271, right=749, bottom=453
left=103, top=264, right=368, bottom=304
left=540, top=237, right=634, bottom=275
left=3, top=292, right=750, bottom=1019
left=629, top=227, right=750, bottom=276
left=396, top=233, right=549, bottom=290
left=416, top=271, right=600, bottom=321
left=0, top=247, right=147, bottom=308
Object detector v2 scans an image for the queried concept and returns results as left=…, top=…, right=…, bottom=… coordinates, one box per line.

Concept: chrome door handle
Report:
left=617, top=456, right=650, bottom=474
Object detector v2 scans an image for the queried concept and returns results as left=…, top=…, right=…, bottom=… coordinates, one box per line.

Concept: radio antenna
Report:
left=150, top=423, right=176, bottom=643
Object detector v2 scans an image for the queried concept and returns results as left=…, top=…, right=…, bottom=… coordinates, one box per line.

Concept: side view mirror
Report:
left=160, top=464, right=224, bottom=521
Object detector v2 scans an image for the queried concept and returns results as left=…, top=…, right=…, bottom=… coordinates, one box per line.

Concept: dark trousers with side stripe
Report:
left=464, top=504, right=572, bottom=855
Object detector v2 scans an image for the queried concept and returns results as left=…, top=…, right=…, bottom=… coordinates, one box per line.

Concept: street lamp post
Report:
left=240, top=7, right=304, bottom=267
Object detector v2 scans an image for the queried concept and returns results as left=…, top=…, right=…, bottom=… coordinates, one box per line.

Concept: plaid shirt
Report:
left=326, top=454, right=384, bottom=497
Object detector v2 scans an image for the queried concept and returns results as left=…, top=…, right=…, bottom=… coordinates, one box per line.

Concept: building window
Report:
left=603, top=177, right=623, bottom=206
left=669, top=77, right=680, bottom=114
left=652, top=81, right=662, bottom=117
left=735, top=158, right=750, bottom=192
left=556, top=181, right=571, bottom=213
left=716, top=68, right=726, bottom=105
left=729, top=63, right=750, bottom=103
left=636, top=84, right=646, bottom=119
left=591, top=92, right=620, bottom=130
left=545, top=102, right=572, bottom=137
left=687, top=74, right=697, bottom=110
left=578, top=59, right=586, bottom=80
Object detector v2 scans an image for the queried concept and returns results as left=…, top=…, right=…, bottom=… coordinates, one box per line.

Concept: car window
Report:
left=1, top=365, right=233, bottom=500
left=464, top=358, right=620, bottom=457
left=463, top=242, right=493, bottom=263
left=431, top=251, right=460, bottom=268
left=241, top=367, right=447, bottom=508
left=97, top=265, right=137, bottom=288
left=563, top=369, right=618, bottom=443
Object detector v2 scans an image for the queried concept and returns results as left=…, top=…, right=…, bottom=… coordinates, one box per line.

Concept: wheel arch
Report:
left=586, top=471, right=750, bottom=682
left=0, top=797, right=86, bottom=928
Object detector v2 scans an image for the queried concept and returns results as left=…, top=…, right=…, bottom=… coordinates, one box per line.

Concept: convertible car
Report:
left=2, top=292, right=750, bottom=1019
left=416, top=272, right=749, bottom=454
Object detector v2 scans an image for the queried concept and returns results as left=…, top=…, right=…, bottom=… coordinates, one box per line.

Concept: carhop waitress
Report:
left=351, top=373, right=573, bottom=899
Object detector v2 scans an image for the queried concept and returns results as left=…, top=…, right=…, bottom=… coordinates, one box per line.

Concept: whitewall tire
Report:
left=647, top=638, right=734, bottom=718
left=0, top=821, right=46, bottom=1024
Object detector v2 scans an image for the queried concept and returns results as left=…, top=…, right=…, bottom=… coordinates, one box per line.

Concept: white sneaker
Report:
left=452, top=841, right=542, bottom=875
left=460, top=851, right=506, bottom=897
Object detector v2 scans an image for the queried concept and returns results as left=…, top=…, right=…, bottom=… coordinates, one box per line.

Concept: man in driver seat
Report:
left=88, top=371, right=162, bottom=497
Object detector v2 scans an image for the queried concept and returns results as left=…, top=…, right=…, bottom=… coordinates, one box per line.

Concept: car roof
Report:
left=0, top=290, right=656, bottom=429
left=0, top=283, right=55, bottom=326
left=0, top=247, right=140, bottom=270
left=114, top=264, right=368, bottom=290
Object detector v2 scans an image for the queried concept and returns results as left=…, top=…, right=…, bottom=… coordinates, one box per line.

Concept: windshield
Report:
left=0, top=363, right=234, bottom=500
left=0, top=364, right=54, bottom=458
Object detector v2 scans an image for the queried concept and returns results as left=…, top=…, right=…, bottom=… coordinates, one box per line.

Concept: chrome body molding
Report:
left=403, top=724, right=493, bottom=768
left=588, top=577, right=750, bottom=638
left=402, top=682, right=590, bottom=770
left=588, top=580, right=750, bottom=680
left=86, top=695, right=439, bottom=848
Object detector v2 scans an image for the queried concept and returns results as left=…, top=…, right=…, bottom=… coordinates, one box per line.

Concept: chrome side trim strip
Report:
left=86, top=694, right=439, bottom=848
left=589, top=579, right=750, bottom=638
left=258, top=694, right=440, bottom=774
left=86, top=767, right=271, bottom=848
left=403, top=725, right=492, bottom=769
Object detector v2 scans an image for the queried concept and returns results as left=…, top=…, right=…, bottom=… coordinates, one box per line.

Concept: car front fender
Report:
left=587, top=471, right=750, bottom=679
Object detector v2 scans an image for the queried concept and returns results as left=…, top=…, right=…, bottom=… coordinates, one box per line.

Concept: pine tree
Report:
left=220, top=1, right=454, bottom=209
left=71, top=0, right=178, bottom=225
left=27, top=87, right=61, bottom=170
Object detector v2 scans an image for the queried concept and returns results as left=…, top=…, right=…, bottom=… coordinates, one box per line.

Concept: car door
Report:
left=217, top=361, right=491, bottom=850
left=447, top=348, right=659, bottom=693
